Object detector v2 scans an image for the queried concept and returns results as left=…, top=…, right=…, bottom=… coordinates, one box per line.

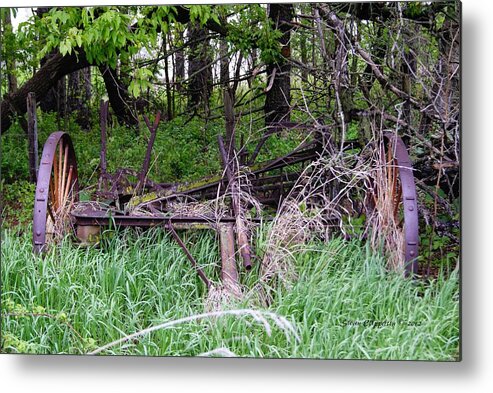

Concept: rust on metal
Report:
left=219, top=223, right=241, bottom=297
left=98, top=100, right=109, bottom=192
left=33, top=132, right=79, bottom=254
left=384, top=132, right=419, bottom=276
left=71, top=204, right=266, bottom=227
left=76, top=225, right=101, bottom=246
left=33, top=118, right=421, bottom=285
left=166, top=222, right=211, bottom=288
left=137, top=111, right=161, bottom=193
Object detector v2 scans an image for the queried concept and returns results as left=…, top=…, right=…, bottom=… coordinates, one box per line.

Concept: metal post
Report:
left=27, top=92, right=39, bottom=182
left=219, top=223, right=240, bottom=296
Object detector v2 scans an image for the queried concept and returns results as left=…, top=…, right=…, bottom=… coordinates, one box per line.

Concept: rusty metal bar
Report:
left=257, top=141, right=318, bottom=171
left=249, top=172, right=300, bottom=185
left=100, top=101, right=109, bottom=176
left=219, top=223, right=240, bottom=297
left=247, top=122, right=330, bottom=165
left=248, top=131, right=273, bottom=166
left=166, top=222, right=211, bottom=288
left=137, top=112, right=161, bottom=192
left=125, top=144, right=316, bottom=210
left=71, top=205, right=267, bottom=226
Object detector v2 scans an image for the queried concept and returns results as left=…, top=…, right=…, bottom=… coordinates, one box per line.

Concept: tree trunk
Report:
left=66, top=69, right=92, bottom=129
left=2, top=9, right=18, bottom=93
left=172, top=30, right=185, bottom=114
left=0, top=6, right=227, bottom=134
left=220, top=36, right=235, bottom=156
left=1, top=51, right=90, bottom=134
left=27, top=92, right=39, bottom=183
left=187, top=22, right=213, bottom=114
left=81, top=67, right=92, bottom=129
left=162, top=35, right=173, bottom=120
left=264, top=4, right=294, bottom=124
left=67, top=71, right=80, bottom=114
left=56, top=76, right=67, bottom=122
left=174, top=30, right=185, bottom=92
left=35, top=8, right=62, bottom=114
left=99, top=65, right=139, bottom=127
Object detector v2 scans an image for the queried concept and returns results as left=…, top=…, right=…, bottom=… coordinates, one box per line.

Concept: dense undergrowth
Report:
left=1, top=113, right=459, bottom=359
left=1, top=227, right=459, bottom=360
left=1, top=111, right=304, bottom=186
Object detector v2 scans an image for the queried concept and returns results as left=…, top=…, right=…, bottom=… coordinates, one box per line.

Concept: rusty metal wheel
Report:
left=33, top=132, right=79, bottom=254
left=381, top=133, right=419, bottom=276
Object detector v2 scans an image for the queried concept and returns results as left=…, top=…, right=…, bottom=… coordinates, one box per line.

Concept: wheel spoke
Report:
left=50, top=170, right=56, bottom=211
left=58, top=141, right=63, bottom=211
left=393, top=181, right=402, bottom=220
left=387, top=141, right=393, bottom=198
left=384, top=140, right=403, bottom=224
left=378, top=133, right=420, bottom=276
left=47, top=201, right=56, bottom=223
left=46, top=214, right=55, bottom=237
left=61, top=142, right=69, bottom=209
left=33, top=133, right=79, bottom=254
left=63, top=165, right=74, bottom=207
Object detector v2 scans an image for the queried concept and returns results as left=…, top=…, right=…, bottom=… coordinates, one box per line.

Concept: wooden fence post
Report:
left=27, top=92, right=39, bottom=183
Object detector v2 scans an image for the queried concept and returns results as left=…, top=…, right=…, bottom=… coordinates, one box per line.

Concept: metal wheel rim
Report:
left=383, top=132, right=419, bottom=276
left=33, top=132, right=79, bottom=254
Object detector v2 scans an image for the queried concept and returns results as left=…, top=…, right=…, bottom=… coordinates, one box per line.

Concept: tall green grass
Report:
left=1, top=227, right=459, bottom=360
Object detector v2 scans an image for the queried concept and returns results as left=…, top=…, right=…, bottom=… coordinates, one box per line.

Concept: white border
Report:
left=1, top=1, right=492, bottom=392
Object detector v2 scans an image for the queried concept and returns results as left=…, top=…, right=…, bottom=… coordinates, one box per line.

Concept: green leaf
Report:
left=211, top=12, right=220, bottom=25
left=59, top=41, right=68, bottom=56
left=75, top=34, right=82, bottom=48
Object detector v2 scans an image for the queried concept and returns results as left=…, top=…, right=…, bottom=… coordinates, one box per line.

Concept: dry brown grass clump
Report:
left=366, top=137, right=406, bottom=272
left=259, top=131, right=408, bottom=285
left=260, top=149, right=372, bottom=286
left=204, top=283, right=244, bottom=312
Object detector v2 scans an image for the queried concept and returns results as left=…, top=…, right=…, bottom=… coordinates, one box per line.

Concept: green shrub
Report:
left=1, top=179, right=36, bottom=227
left=1, top=124, right=29, bottom=183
